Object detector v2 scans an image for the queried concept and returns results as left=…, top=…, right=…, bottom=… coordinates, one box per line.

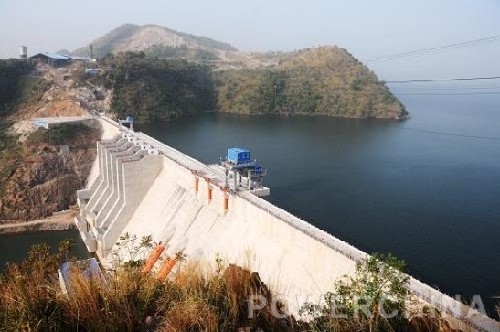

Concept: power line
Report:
left=365, top=35, right=500, bottom=63
left=391, top=85, right=500, bottom=91
left=385, top=76, right=500, bottom=84
left=223, top=73, right=500, bottom=85
left=391, top=126, right=500, bottom=141
left=394, top=92, right=500, bottom=96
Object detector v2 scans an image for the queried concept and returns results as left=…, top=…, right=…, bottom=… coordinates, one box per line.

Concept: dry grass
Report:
left=0, top=242, right=295, bottom=331
left=0, top=241, right=461, bottom=331
left=0, top=242, right=70, bottom=331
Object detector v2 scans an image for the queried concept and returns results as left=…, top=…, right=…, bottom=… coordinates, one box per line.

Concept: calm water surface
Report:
left=0, top=229, right=89, bottom=269
left=136, top=94, right=500, bottom=314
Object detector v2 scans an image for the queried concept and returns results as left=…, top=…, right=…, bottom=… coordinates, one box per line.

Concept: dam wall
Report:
left=119, top=155, right=358, bottom=307
left=76, top=116, right=499, bottom=332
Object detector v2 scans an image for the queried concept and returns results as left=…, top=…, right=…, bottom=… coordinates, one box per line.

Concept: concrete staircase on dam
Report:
left=74, top=116, right=499, bottom=332
left=76, top=133, right=162, bottom=257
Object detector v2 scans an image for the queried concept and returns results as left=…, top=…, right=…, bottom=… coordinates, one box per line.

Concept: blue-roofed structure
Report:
left=30, top=52, right=92, bottom=66
left=31, top=52, right=69, bottom=60
left=30, top=52, right=73, bottom=66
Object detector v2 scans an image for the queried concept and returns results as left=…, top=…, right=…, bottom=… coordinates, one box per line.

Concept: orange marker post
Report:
left=141, top=244, right=165, bottom=274
left=206, top=178, right=212, bottom=201
left=157, top=257, right=178, bottom=281
left=222, top=186, right=229, bottom=211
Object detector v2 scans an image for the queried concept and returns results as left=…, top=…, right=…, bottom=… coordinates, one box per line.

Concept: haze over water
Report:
left=136, top=93, right=500, bottom=315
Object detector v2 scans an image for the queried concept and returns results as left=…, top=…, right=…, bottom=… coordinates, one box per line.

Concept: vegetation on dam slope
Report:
left=0, top=239, right=466, bottom=331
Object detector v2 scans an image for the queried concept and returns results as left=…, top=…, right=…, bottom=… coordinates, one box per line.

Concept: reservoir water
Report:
left=0, top=229, right=89, bottom=270
left=136, top=93, right=500, bottom=315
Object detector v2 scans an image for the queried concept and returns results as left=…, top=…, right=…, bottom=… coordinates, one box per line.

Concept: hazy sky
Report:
left=1, top=0, right=499, bottom=79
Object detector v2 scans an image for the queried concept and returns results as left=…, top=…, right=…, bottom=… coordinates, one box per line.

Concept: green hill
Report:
left=87, top=47, right=405, bottom=121
left=88, top=52, right=217, bottom=122
left=216, top=47, right=407, bottom=119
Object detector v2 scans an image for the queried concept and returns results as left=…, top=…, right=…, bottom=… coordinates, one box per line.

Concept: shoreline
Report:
left=0, top=209, right=77, bottom=235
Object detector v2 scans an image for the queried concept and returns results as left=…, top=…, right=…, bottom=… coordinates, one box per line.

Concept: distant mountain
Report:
left=71, top=24, right=236, bottom=59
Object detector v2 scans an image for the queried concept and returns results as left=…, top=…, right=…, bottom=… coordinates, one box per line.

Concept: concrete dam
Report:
left=75, top=116, right=498, bottom=332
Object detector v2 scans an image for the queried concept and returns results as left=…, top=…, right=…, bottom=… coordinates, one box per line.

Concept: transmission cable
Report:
left=391, top=125, right=500, bottom=141
left=394, top=92, right=500, bottom=96
left=385, top=76, right=500, bottom=84
left=365, top=35, right=500, bottom=63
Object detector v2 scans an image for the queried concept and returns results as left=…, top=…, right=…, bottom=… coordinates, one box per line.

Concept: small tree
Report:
left=301, top=253, right=410, bottom=331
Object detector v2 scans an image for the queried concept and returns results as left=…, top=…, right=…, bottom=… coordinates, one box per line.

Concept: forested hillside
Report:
left=216, top=47, right=407, bottom=119
left=91, top=52, right=217, bottom=122
left=88, top=48, right=405, bottom=121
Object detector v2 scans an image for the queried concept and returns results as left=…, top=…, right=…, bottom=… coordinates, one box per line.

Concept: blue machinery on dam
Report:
left=221, top=147, right=268, bottom=193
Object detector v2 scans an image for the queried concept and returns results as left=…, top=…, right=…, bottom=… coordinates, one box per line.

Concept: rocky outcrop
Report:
left=0, top=124, right=100, bottom=222
left=223, top=265, right=295, bottom=331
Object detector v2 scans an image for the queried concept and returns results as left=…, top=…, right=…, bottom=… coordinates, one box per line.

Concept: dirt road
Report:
left=0, top=208, right=78, bottom=234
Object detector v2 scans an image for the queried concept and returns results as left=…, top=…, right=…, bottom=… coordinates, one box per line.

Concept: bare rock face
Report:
left=0, top=154, right=78, bottom=220
left=223, top=264, right=295, bottom=331
left=0, top=124, right=99, bottom=222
